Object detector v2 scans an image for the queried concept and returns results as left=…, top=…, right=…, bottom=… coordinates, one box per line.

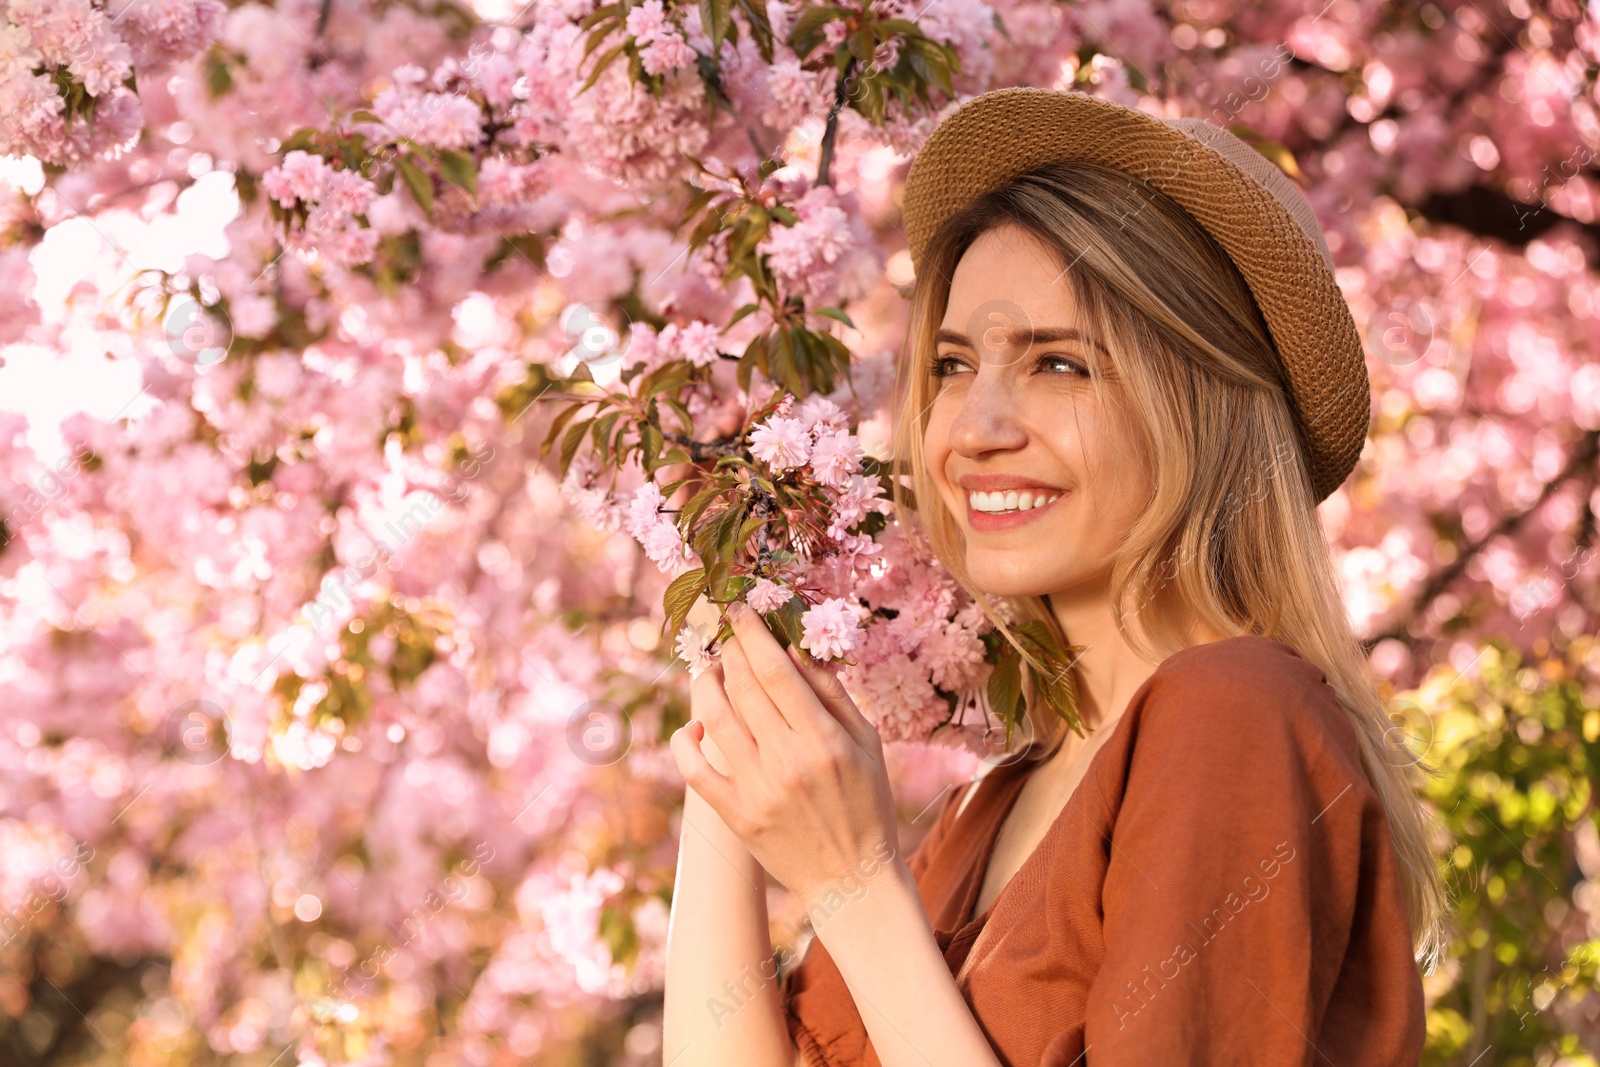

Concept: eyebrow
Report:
left=935, top=326, right=1111, bottom=357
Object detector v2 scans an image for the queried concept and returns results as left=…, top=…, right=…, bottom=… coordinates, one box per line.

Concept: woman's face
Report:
left=923, top=223, right=1152, bottom=600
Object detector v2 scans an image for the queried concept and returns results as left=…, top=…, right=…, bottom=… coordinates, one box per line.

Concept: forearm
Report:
left=663, top=738, right=792, bottom=1066
left=809, top=858, right=1003, bottom=1067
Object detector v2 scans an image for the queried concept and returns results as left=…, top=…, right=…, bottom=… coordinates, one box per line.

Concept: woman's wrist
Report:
left=679, top=733, right=763, bottom=874
left=799, top=852, right=920, bottom=948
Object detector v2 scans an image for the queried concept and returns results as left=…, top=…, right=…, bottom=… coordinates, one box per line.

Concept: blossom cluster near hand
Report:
left=550, top=354, right=1084, bottom=753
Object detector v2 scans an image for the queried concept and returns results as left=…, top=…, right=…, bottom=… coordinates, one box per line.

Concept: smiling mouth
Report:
left=966, top=488, right=1064, bottom=514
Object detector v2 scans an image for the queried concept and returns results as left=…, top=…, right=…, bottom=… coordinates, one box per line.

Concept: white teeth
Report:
left=968, top=489, right=1062, bottom=513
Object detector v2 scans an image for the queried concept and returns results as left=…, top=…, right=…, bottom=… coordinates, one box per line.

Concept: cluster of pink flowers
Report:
left=0, top=0, right=224, bottom=164
left=623, top=481, right=697, bottom=576
left=671, top=593, right=863, bottom=680
left=653, top=320, right=724, bottom=370
left=623, top=0, right=696, bottom=77
left=746, top=576, right=793, bottom=613
left=749, top=393, right=865, bottom=489
left=837, top=523, right=995, bottom=745
left=260, top=150, right=382, bottom=267
left=371, top=62, right=487, bottom=151
left=797, top=596, right=863, bottom=659
left=558, top=451, right=625, bottom=533
left=757, top=183, right=883, bottom=308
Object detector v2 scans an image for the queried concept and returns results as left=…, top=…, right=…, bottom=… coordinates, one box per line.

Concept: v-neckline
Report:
left=947, top=636, right=1270, bottom=937
left=954, top=701, right=1143, bottom=931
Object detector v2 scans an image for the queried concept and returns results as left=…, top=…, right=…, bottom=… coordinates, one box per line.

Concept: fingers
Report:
left=718, top=612, right=798, bottom=738
left=691, top=661, right=759, bottom=769
left=670, top=719, right=738, bottom=811
left=725, top=604, right=850, bottom=739
left=787, top=644, right=882, bottom=755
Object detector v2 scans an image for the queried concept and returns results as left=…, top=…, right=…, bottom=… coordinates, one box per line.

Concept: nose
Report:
left=946, top=362, right=1028, bottom=458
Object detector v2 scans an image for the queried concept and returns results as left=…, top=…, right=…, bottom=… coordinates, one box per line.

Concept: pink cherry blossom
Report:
left=749, top=415, right=811, bottom=472
left=800, top=597, right=863, bottom=660
left=807, top=426, right=865, bottom=489
left=675, top=623, right=716, bottom=678
left=747, top=576, right=793, bottom=614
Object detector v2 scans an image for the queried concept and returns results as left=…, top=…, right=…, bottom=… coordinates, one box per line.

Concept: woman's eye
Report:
left=930, top=354, right=1088, bottom=378
left=1040, top=354, right=1090, bottom=377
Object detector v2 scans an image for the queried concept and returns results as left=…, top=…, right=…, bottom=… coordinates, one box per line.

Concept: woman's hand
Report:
left=669, top=602, right=903, bottom=909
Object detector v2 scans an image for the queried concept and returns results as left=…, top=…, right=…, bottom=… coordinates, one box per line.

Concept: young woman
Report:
left=662, top=87, right=1450, bottom=1067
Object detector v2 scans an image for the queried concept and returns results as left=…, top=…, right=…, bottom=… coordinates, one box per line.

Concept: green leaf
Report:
left=788, top=4, right=840, bottom=58
left=644, top=362, right=694, bottom=400
left=1014, top=622, right=1086, bottom=734
left=705, top=548, right=736, bottom=602
left=700, top=0, right=733, bottom=56
left=737, top=514, right=769, bottom=546
left=727, top=211, right=771, bottom=266
left=987, top=648, right=1023, bottom=734
left=661, top=396, right=694, bottom=435
left=438, top=149, right=477, bottom=199
left=813, top=306, right=856, bottom=329
left=716, top=498, right=749, bottom=553
left=394, top=155, right=434, bottom=219
left=279, top=127, right=322, bottom=155
left=578, top=40, right=627, bottom=94
left=559, top=416, right=595, bottom=476
left=678, top=482, right=726, bottom=536
left=641, top=421, right=665, bottom=473
left=734, top=0, right=776, bottom=64
left=768, top=595, right=805, bottom=650
left=848, top=25, right=875, bottom=63
left=771, top=327, right=802, bottom=395
left=737, top=333, right=765, bottom=393
left=206, top=54, right=234, bottom=98
left=541, top=402, right=586, bottom=457
left=591, top=411, right=622, bottom=454
left=657, top=477, right=692, bottom=498
left=663, top=566, right=708, bottom=637
left=578, top=2, right=625, bottom=31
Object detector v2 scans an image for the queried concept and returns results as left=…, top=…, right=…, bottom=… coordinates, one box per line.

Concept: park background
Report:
left=1, top=0, right=1599, bottom=1063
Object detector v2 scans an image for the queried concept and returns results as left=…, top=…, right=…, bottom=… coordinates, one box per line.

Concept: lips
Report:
left=956, top=474, right=1066, bottom=493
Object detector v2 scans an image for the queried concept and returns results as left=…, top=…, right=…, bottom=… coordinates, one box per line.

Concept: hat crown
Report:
left=1159, top=117, right=1334, bottom=273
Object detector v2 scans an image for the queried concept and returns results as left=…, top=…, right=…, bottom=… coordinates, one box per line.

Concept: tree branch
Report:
left=1364, top=429, right=1600, bottom=648
left=816, top=57, right=859, bottom=189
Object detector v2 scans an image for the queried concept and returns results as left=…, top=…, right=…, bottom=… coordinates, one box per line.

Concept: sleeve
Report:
left=1070, top=668, right=1371, bottom=1066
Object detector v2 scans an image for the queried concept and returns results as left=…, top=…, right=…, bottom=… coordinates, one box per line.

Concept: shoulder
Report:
left=1133, top=635, right=1358, bottom=768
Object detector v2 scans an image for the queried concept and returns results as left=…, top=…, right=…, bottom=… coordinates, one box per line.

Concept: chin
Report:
left=962, top=557, right=1064, bottom=601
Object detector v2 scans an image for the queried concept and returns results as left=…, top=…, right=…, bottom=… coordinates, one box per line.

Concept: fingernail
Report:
left=729, top=601, right=747, bottom=620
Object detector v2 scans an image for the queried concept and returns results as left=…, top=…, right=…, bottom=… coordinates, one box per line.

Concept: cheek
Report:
left=1072, top=409, right=1148, bottom=518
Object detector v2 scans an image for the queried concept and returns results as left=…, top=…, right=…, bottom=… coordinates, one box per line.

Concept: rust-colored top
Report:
left=781, top=635, right=1425, bottom=1066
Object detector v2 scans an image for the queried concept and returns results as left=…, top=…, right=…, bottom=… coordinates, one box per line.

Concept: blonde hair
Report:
left=889, top=160, right=1450, bottom=971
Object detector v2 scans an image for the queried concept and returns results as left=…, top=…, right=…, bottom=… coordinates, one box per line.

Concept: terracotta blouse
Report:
left=781, top=635, right=1426, bottom=1066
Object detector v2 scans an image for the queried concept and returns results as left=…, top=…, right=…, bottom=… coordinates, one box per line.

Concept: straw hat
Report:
left=900, top=87, right=1370, bottom=505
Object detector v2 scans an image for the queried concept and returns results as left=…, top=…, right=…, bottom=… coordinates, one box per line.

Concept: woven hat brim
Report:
left=900, top=87, right=1370, bottom=504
